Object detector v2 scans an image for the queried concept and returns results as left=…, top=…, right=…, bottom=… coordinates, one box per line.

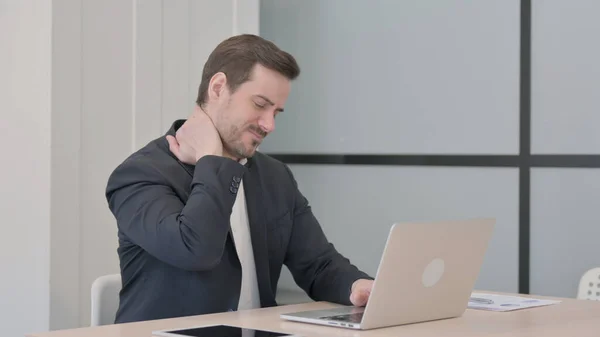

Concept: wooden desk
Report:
left=27, top=294, right=600, bottom=337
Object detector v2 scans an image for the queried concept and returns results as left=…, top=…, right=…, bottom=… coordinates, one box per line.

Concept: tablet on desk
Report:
left=153, top=324, right=302, bottom=337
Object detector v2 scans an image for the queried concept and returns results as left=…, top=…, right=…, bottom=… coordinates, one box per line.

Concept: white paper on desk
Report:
left=468, top=292, right=561, bottom=312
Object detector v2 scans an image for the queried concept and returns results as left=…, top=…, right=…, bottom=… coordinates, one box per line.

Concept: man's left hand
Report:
left=350, top=279, right=374, bottom=307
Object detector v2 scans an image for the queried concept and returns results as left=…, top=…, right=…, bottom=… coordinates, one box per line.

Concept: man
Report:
left=106, top=34, right=373, bottom=324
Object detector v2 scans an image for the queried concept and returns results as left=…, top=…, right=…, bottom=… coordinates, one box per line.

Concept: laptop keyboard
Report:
left=320, top=312, right=364, bottom=323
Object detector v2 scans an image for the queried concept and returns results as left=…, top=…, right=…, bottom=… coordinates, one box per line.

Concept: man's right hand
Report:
left=166, top=110, right=223, bottom=165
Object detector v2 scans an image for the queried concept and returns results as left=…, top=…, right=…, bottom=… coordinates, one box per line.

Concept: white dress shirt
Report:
left=229, top=158, right=260, bottom=311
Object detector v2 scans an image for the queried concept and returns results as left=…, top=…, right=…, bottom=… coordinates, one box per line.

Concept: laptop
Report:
left=280, top=218, right=495, bottom=330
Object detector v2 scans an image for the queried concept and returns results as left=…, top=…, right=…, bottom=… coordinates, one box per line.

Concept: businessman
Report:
left=106, top=34, right=373, bottom=323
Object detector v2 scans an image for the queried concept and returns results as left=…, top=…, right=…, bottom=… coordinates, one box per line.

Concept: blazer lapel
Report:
left=242, top=161, right=275, bottom=307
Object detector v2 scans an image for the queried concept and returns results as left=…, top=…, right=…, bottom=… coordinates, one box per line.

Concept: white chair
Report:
left=90, top=273, right=122, bottom=326
left=577, top=267, right=600, bottom=300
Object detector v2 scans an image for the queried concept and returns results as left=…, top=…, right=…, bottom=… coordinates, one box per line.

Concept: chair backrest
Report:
left=90, top=273, right=122, bottom=326
left=577, top=267, right=600, bottom=300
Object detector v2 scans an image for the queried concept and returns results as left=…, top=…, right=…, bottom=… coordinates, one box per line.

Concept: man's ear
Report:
left=208, top=72, right=228, bottom=102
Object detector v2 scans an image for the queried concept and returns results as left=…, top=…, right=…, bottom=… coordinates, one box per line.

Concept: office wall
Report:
left=50, top=0, right=82, bottom=330
left=531, top=169, right=600, bottom=297
left=530, top=0, right=600, bottom=297
left=531, top=0, right=600, bottom=154
left=72, top=0, right=258, bottom=328
left=75, top=0, right=135, bottom=328
left=260, top=0, right=521, bottom=298
left=1, top=0, right=258, bottom=333
left=260, top=0, right=520, bottom=155
left=283, top=166, right=519, bottom=293
left=0, top=1, right=52, bottom=336
left=260, top=0, right=600, bottom=301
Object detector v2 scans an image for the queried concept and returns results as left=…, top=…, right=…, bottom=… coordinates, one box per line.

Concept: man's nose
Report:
left=258, top=113, right=275, bottom=133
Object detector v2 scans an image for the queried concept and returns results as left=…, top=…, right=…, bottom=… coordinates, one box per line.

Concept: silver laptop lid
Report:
left=360, top=218, right=495, bottom=329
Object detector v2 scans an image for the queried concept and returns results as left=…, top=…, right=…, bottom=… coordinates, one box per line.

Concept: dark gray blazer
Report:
left=105, top=120, right=372, bottom=323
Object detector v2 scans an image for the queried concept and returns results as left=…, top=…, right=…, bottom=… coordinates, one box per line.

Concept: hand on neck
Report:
left=194, top=105, right=247, bottom=163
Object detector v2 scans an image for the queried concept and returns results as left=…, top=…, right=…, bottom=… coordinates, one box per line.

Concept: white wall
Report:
left=50, top=0, right=83, bottom=330
left=1, top=0, right=258, bottom=334
left=76, top=0, right=259, bottom=329
left=0, top=1, right=52, bottom=336
left=77, top=0, right=134, bottom=328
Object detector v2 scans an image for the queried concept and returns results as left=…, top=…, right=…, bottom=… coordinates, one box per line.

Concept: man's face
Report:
left=214, top=64, right=291, bottom=159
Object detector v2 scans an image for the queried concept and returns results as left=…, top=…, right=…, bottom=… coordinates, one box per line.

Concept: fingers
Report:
left=350, top=289, right=370, bottom=307
left=200, top=109, right=219, bottom=129
left=166, top=135, right=181, bottom=158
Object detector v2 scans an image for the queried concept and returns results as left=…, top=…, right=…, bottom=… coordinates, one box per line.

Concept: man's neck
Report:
left=194, top=105, right=242, bottom=163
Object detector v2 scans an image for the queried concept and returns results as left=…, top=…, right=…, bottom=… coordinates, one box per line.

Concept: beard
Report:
left=213, top=98, right=268, bottom=159
left=222, top=123, right=266, bottom=159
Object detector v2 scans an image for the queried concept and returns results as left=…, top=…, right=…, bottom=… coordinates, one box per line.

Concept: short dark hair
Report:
left=196, top=34, right=300, bottom=107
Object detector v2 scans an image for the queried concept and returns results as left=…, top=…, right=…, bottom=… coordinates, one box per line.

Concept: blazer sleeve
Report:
left=105, top=154, right=246, bottom=271
left=282, top=164, right=373, bottom=305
